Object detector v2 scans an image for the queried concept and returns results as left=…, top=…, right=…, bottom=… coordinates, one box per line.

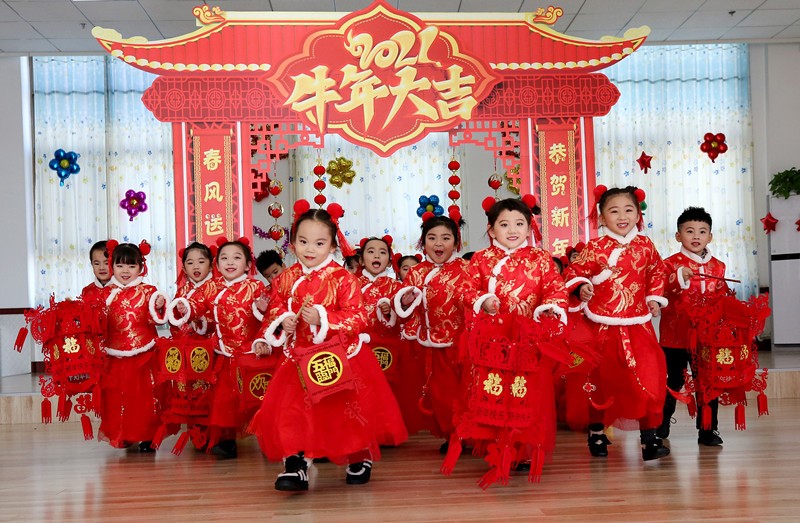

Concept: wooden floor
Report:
left=1, top=400, right=799, bottom=522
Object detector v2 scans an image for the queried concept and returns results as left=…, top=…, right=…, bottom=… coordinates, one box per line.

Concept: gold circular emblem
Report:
left=190, top=347, right=210, bottom=373
left=372, top=346, right=393, bottom=371
left=236, top=367, right=243, bottom=393
left=164, top=346, right=182, bottom=373
left=306, top=351, right=343, bottom=386
left=249, top=372, right=272, bottom=400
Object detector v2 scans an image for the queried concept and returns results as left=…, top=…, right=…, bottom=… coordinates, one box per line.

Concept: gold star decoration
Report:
left=326, top=157, right=356, bottom=188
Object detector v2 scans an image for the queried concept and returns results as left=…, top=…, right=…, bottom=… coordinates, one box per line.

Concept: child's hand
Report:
left=155, top=295, right=166, bottom=309
left=255, top=295, right=268, bottom=314
left=253, top=341, right=270, bottom=356
left=176, top=301, right=187, bottom=316
left=301, top=306, right=321, bottom=326
left=579, top=284, right=594, bottom=302
left=680, top=267, right=694, bottom=281
left=648, top=300, right=661, bottom=317
left=378, top=301, right=391, bottom=316
left=401, top=289, right=418, bottom=307
left=481, top=297, right=500, bottom=314
left=282, top=315, right=298, bottom=334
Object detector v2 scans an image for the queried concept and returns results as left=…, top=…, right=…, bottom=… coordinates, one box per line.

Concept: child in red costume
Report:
left=394, top=213, right=471, bottom=454
left=562, top=186, right=670, bottom=461
left=395, top=253, right=421, bottom=282
left=454, top=196, right=568, bottom=484
left=80, top=240, right=110, bottom=306
left=359, top=236, right=428, bottom=436
left=98, top=241, right=169, bottom=450
left=251, top=202, right=407, bottom=492
left=169, top=242, right=220, bottom=338
left=170, top=239, right=268, bottom=459
left=658, top=206, right=729, bottom=446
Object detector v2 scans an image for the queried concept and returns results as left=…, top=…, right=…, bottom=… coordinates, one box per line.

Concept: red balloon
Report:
left=715, top=133, right=726, bottom=143
left=708, top=150, right=719, bottom=160
left=704, top=133, right=715, bottom=142
left=700, top=142, right=709, bottom=152
left=718, top=143, right=728, bottom=153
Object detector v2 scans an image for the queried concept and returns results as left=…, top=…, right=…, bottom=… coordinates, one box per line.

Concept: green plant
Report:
left=769, top=167, right=800, bottom=199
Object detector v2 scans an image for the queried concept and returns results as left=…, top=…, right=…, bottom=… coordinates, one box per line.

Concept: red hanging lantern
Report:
left=313, top=159, right=327, bottom=208
left=447, top=153, right=462, bottom=222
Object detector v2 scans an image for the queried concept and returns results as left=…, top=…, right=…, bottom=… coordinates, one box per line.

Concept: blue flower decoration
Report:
left=416, top=195, right=444, bottom=217
left=48, top=149, right=80, bottom=186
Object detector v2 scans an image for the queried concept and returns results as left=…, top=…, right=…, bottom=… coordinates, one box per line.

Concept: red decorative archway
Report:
left=93, top=2, right=648, bottom=255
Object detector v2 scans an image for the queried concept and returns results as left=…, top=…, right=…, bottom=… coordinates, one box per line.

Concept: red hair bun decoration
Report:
left=293, top=199, right=311, bottom=216
left=448, top=208, right=461, bottom=222
left=327, top=203, right=344, bottom=221
left=382, top=234, right=393, bottom=246
left=422, top=211, right=435, bottom=222
left=481, top=196, right=496, bottom=214
left=138, top=240, right=151, bottom=256
left=414, top=254, right=423, bottom=262
left=593, top=184, right=608, bottom=202
left=633, top=188, right=646, bottom=203
left=521, top=194, right=538, bottom=209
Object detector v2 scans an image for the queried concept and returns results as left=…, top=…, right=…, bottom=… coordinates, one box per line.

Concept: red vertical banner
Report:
left=190, top=127, right=237, bottom=244
left=536, top=123, right=580, bottom=258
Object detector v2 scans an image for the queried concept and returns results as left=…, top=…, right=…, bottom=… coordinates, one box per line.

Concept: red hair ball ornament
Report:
left=633, top=188, right=646, bottom=203
left=422, top=211, right=435, bottom=222
left=138, top=240, right=151, bottom=276
left=481, top=196, right=496, bottom=214
left=521, top=194, right=542, bottom=243
left=593, top=185, right=608, bottom=201
left=574, top=241, right=585, bottom=254
left=293, top=199, right=311, bottom=216
left=448, top=208, right=462, bottom=222
left=105, top=239, right=119, bottom=270
left=392, top=252, right=402, bottom=270
left=326, top=202, right=355, bottom=258
left=327, top=203, right=345, bottom=221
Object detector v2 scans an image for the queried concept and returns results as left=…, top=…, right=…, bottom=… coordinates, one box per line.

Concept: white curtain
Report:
left=33, top=56, right=176, bottom=305
left=594, top=44, right=758, bottom=297
left=291, top=133, right=458, bottom=257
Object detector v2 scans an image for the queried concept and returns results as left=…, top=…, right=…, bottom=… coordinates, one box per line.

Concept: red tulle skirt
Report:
left=580, top=322, right=666, bottom=430
left=206, top=356, right=244, bottom=443
left=98, top=351, right=160, bottom=447
left=370, top=335, right=431, bottom=435
left=250, top=343, right=408, bottom=464
left=555, top=312, right=601, bottom=431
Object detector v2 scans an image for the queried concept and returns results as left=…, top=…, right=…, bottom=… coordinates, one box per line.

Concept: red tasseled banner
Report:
left=81, top=414, right=94, bottom=441
left=14, top=327, right=28, bottom=352
left=41, top=398, right=52, bottom=424
left=440, top=435, right=462, bottom=475
left=171, top=432, right=191, bottom=456
left=150, top=424, right=168, bottom=450
left=528, top=445, right=544, bottom=484
left=757, top=392, right=769, bottom=416
left=735, top=403, right=746, bottom=431
left=687, top=395, right=698, bottom=419
left=701, top=404, right=712, bottom=430
left=57, top=397, right=72, bottom=423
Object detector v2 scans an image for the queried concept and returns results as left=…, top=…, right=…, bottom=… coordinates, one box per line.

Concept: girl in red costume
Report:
left=394, top=212, right=471, bottom=455
left=359, top=236, right=428, bottom=436
left=562, top=186, right=670, bottom=461
left=251, top=201, right=407, bottom=492
left=452, top=196, right=568, bottom=483
left=170, top=238, right=268, bottom=459
left=395, top=253, right=421, bottom=282
left=98, top=241, right=169, bottom=451
left=80, top=240, right=110, bottom=307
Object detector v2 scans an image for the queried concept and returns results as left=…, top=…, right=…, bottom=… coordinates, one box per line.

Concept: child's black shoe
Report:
left=588, top=433, right=611, bottom=457
left=138, top=441, right=155, bottom=453
left=697, top=430, right=723, bottom=446
left=641, top=439, right=670, bottom=461
left=345, top=460, right=373, bottom=485
left=656, top=417, right=674, bottom=439
left=210, top=439, right=238, bottom=459
left=275, top=454, right=309, bottom=491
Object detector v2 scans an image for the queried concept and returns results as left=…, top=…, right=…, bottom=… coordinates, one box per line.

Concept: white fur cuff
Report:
left=149, top=291, right=170, bottom=325
left=473, top=293, right=497, bottom=314
left=677, top=267, right=690, bottom=290
left=265, top=311, right=293, bottom=347
left=167, top=297, right=192, bottom=327
left=376, top=298, right=397, bottom=327
left=250, top=338, right=273, bottom=356
left=394, top=286, right=422, bottom=319
left=646, top=295, right=669, bottom=308
left=252, top=301, right=265, bottom=323
left=311, top=304, right=329, bottom=345
left=533, top=303, right=568, bottom=325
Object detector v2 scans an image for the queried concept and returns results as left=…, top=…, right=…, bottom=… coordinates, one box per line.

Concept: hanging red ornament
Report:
left=265, top=161, right=287, bottom=255
left=488, top=174, right=502, bottom=191
left=268, top=178, right=283, bottom=196
left=796, top=218, right=800, bottom=232
left=760, top=212, right=778, bottom=234
left=701, top=132, right=728, bottom=163
left=268, top=202, right=284, bottom=218
left=312, top=159, right=327, bottom=208
left=446, top=152, right=462, bottom=222
left=636, top=151, right=652, bottom=173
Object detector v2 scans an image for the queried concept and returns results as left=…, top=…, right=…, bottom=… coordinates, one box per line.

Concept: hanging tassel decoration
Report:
left=150, top=424, right=168, bottom=450
left=81, top=413, right=94, bottom=440
left=171, top=431, right=191, bottom=456
left=57, top=396, right=72, bottom=422
left=701, top=403, right=712, bottom=430
left=735, top=403, right=746, bottom=431
left=687, top=395, right=698, bottom=419
left=14, top=327, right=28, bottom=352
left=41, top=397, right=52, bottom=424
left=757, top=392, right=769, bottom=416
left=529, top=444, right=544, bottom=484
left=440, top=435, right=462, bottom=475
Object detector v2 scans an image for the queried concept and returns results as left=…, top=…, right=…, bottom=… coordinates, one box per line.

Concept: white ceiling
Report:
left=1, top=0, right=799, bottom=54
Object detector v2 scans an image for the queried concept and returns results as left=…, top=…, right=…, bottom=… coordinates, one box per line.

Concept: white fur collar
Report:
left=494, top=240, right=529, bottom=255
left=604, top=227, right=638, bottom=245
left=680, top=246, right=711, bottom=264
left=299, top=253, right=335, bottom=274
left=108, top=276, right=143, bottom=289
left=426, top=251, right=459, bottom=267
left=362, top=268, right=390, bottom=282
left=223, top=273, right=247, bottom=286
left=190, top=273, right=213, bottom=287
